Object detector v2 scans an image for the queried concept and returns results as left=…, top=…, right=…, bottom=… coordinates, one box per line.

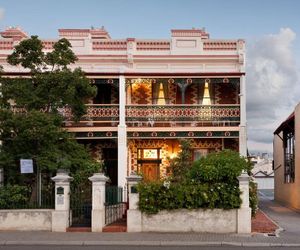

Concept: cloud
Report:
left=0, top=8, right=4, bottom=21
left=246, top=28, right=300, bottom=152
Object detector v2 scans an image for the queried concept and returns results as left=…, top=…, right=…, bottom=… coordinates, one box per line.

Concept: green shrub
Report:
left=187, top=150, right=250, bottom=183
left=249, top=180, right=258, bottom=216
left=137, top=180, right=241, bottom=214
left=137, top=148, right=258, bottom=215
left=0, top=185, right=29, bottom=209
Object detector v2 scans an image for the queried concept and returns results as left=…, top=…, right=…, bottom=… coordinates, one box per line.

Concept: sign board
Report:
left=20, top=159, right=34, bottom=174
left=57, top=187, right=64, bottom=195
left=57, top=196, right=64, bottom=205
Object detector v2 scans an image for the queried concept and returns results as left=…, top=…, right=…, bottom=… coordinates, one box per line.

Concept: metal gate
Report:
left=70, top=183, right=92, bottom=227
left=105, top=186, right=127, bottom=225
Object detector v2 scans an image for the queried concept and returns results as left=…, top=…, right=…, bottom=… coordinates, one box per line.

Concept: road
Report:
left=1, top=246, right=300, bottom=250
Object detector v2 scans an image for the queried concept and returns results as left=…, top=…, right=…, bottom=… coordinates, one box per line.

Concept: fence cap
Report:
left=89, top=172, right=109, bottom=183
left=126, top=173, right=142, bottom=183
left=51, top=170, right=73, bottom=183
left=237, top=171, right=250, bottom=182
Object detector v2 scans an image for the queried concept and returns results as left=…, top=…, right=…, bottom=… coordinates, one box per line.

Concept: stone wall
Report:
left=141, top=209, right=237, bottom=233
left=0, top=209, right=53, bottom=231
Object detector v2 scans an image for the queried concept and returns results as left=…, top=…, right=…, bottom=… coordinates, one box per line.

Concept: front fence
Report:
left=105, top=186, right=127, bottom=225
left=0, top=174, right=55, bottom=209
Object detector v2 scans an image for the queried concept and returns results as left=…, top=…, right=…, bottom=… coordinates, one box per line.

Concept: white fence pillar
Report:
left=126, top=173, right=142, bottom=232
left=89, top=173, right=109, bottom=232
left=237, top=172, right=251, bottom=233
left=51, top=169, right=73, bottom=232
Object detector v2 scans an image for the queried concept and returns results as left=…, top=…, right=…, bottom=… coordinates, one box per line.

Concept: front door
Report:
left=141, top=163, right=159, bottom=181
left=137, top=148, right=161, bottom=182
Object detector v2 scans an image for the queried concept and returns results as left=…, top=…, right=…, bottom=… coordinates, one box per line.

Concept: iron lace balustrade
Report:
left=11, top=104, right=240, bottom=127
left=125, top=104, right=240, bottom=127
left=61, top=104, right=120, bottom=126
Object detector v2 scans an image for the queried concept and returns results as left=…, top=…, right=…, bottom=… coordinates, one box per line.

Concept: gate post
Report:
left=126, top=173, right=142, bottom=232
left=237, top=172, right=251, bottom=234
left=89, top=173, right=109, bottom=232
left=51, top=169, right=73, bottom=232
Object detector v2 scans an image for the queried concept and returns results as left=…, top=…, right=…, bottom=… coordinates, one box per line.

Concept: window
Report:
left=284, top=131, right=295, bottom=183
left=193, top=149, right=208, bottom=161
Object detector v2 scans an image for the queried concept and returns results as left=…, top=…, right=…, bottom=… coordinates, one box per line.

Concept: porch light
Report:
left=170, top=153, right=177, bottom=159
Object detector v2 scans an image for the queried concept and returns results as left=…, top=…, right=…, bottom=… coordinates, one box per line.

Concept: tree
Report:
left=169, top=139, right=193, bottom=182
left=0, top=36, right=99, bottom=187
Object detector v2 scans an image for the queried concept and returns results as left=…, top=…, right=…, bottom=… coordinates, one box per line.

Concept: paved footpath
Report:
left=1, top=194, right=300, bottom=247
left=258, top=190, right=300, bottom=242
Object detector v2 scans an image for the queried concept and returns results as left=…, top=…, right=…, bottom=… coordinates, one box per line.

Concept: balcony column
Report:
left=118, top=74, right=128, bottom=192
left=239, top=75, right=247, bottom=157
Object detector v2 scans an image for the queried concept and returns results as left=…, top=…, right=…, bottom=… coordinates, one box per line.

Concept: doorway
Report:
left=140, top=163, right=160, bottom=181
left=102, top=148, right=118, bottom=186
left=137, top=148, right=161, bottom=181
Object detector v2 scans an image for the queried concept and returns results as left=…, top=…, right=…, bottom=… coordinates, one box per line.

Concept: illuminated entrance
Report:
left=137, top=148, right=161, bottom=181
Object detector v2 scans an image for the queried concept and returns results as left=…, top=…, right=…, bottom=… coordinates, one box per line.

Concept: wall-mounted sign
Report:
left=57, top=196, right=64, bottom=205
left=20, top=159, right=33, bottom=174
left=57, top=187, right=64, bottom=195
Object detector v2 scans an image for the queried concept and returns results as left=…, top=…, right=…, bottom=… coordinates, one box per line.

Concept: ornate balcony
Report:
left=62, top=104, right=240, bottom=127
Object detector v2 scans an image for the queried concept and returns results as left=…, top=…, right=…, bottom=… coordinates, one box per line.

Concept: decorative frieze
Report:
left=127, top=131, right=239, bottom=139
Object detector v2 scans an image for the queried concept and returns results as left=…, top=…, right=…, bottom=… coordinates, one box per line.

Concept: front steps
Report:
left=102, top=218, right=127, bottom=232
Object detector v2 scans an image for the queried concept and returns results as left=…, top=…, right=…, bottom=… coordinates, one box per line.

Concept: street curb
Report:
left=1, top=240, right=300, bottom=247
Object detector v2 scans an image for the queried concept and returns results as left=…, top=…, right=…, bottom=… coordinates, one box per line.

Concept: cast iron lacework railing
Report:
left=60, top=104, right=119, bottom=124
left=61, top=104, right=240, bottom=126
left=11, top=104, right=240, bottom=127
left=125, top=105, right=240, bottom=126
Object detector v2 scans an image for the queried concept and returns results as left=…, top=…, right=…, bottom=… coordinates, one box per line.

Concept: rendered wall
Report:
left=255, top=177, right=274, bottom=190
left=0, top=209, right=53, bottom=231
left=274, top=103, right=300, bottom=210
left=141, top=209, right=237, bottom=233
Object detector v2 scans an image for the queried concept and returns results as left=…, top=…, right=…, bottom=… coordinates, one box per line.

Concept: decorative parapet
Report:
left=0, top=27, right=28, bottom=41
left=203, top=40, right=237, bottom=50
left=0, top=41, right=13, bottom=50
left=171, top=28, right=209, bottom=38
left=58, top=29, right=90, bottom=38
left=136, top=40, right=170, bottom=50
left=42, top=40, right=56, bottom=50
left=92, top=40, right=127, bottom=50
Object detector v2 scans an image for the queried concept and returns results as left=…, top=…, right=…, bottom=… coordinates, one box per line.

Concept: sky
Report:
left=0, top=0, right=300, bottom=154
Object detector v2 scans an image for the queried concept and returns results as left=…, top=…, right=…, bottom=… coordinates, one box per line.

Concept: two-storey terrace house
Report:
left=0, top=26, right=246, bottom=190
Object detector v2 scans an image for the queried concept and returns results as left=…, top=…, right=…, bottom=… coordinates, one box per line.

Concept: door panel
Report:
left=141, top=163, right=159, bottom=181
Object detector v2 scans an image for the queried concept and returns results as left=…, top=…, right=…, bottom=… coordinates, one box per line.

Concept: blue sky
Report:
left=0, top=0, right=300, bottom=153
left=0, top=0, right=299, bottom=41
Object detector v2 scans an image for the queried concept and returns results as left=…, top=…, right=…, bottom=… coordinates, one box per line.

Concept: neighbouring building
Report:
left=274, top=103, right=300, bottom=209
left=0, top=26, right=246, bottom=190
left=251, top=155, right=274, bottom=190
